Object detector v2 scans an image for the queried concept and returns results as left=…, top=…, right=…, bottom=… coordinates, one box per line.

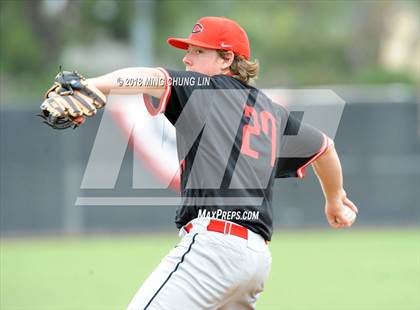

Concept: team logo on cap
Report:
left=192, top=23, right=203, bottom=34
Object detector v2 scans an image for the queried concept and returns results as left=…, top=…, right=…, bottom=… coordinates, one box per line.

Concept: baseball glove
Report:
left=39, top=69, right=106, bottom=129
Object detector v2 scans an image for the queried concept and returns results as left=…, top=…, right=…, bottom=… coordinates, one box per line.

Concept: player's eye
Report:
left=186, top=48, right=203, bottom=55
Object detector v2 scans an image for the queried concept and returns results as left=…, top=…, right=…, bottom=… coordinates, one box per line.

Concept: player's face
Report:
left=183, top=45, right=229, bottom=76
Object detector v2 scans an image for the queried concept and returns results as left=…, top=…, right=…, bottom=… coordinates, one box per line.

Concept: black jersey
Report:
left=143, top=68, right=328, bottom=241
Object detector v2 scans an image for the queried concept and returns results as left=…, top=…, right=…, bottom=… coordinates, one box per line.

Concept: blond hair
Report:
left=217, top=50, right=259, bottom=84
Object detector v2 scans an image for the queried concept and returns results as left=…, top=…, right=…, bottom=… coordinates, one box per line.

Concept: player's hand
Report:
left=39, top=69, right=106, bottom=129
left=325, top=190, right=358, bottom=229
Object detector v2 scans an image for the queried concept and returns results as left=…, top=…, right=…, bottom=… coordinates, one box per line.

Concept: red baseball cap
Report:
left=167, top=16, right=250, bottom=60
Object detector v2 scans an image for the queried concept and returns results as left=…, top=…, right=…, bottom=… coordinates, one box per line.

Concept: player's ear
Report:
left=220, top=51, right=234, bottom=70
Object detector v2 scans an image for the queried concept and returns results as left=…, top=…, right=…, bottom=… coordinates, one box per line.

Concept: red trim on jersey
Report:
left=296, top=133, right=329, bottom=178
left=179, top=159, right=186, bottom=175
left=143, top=67, right=172, bottom=116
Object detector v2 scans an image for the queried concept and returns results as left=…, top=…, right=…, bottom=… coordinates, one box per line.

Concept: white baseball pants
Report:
left=127, top=218, right=272, bottom=310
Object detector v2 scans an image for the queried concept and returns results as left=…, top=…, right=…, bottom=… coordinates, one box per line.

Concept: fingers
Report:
left=333, top=216, right=351, bottom=228
left=326, top=215, right=341, bottom=229
left=327, top=214, right=350, bottom=229
left=324, top=192, right=358, bottom=229
left=336, top=216, right=352, bottom=228
left=344, top=197, right=358, bottom=214
left=325, top=206, right=356, bottom=229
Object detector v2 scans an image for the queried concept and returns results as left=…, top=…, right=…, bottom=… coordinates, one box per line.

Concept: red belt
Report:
left=185, top=219, right=248, bottom=240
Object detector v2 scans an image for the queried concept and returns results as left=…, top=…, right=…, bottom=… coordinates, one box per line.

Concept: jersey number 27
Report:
left=240, top=106, right=277, bottom=167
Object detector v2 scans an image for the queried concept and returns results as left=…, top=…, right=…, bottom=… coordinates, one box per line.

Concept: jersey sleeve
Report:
left=142, top=67, right=172, bottom=116
left=142, top=68, right=214, bottom=125
left=275, top=107, right=329, bottom=178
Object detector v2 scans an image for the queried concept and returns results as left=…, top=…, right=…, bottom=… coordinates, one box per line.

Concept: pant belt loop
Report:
left=223, top=221, right=232, bottom=235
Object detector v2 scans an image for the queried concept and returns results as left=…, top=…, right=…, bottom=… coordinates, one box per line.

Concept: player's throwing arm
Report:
left=312, top=143, right=358, bottom=228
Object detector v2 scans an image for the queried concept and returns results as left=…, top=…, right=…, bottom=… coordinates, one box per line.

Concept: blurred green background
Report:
left=0, top=0, right=418, bottom=101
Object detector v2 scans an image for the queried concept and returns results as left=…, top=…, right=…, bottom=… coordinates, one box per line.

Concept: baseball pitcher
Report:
left=40, top=16, right=358, bottom=309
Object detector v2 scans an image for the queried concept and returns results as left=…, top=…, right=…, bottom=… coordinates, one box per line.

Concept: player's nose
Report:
left=183, top=53, right=193, bottom=67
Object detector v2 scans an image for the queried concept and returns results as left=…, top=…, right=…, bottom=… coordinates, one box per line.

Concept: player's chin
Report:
left=185, top=67, right=209, bottom=75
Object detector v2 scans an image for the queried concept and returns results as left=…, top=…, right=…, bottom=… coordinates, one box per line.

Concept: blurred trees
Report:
left=0, top=0, right=417, bottom=101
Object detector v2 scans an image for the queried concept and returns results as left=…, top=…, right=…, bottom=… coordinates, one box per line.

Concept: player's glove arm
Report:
left=87, top=67, right=166, bottom=98
left=311, top=143, right=358, bottom=229
left=40, top=67, right=166, bottom=129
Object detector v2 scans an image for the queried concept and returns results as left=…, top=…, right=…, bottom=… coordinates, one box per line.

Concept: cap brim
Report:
left=167, top=37, right=220, bottom=51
